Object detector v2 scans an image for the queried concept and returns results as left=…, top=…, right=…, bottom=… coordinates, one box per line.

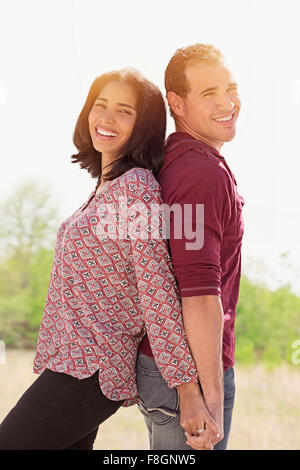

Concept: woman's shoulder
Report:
left=118, top=167, right=161, bottom=193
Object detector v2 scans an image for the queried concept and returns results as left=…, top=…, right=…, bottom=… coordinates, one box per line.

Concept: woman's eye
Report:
left=119, top=109, right=131, bottom=115
left=95, top=103, right=105, bottom=108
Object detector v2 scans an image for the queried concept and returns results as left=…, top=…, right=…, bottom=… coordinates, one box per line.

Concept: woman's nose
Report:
left=101, top=109, right=115, bottom=124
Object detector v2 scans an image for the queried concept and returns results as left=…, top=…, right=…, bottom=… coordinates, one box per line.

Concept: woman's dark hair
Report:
left=71, top=68, right=166, bottom=182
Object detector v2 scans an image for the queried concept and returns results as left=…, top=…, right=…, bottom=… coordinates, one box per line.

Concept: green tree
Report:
left=0, top=180, right=59, bottom=347
left=236, top=276, right=300, bottom=366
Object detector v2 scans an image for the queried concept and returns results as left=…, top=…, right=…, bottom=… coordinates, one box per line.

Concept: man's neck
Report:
left=175, top=125, right=224, bottom=152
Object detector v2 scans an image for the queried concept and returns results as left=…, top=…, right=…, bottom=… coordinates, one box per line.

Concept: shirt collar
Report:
left=167, top=132, right=225, bottom=160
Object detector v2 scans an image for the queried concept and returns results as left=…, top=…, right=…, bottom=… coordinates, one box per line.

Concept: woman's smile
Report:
left=94, top=126, right=119, bottom=140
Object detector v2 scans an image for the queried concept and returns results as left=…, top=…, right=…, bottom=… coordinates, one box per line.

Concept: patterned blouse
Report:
left=33, top=167, right=198, bottom=407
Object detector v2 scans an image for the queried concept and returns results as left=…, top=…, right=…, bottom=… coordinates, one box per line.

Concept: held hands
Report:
left=177, top=382, right=224, bottom=450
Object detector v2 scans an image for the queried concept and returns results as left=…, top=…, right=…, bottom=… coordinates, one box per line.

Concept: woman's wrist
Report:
left=177, top=381, right=201, bottom=397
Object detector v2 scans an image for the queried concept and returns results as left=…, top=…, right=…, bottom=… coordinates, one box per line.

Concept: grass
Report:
left=0, top=350, right=299, bottom=450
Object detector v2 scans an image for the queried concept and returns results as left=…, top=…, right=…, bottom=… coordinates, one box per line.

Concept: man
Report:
left=137, top=43, right=244, bottom=450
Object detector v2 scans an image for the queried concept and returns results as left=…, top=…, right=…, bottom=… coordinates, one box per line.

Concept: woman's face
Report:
left=88, top=80, right=137, bottom=160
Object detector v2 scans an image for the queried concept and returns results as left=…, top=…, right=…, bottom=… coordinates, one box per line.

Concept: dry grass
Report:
left=0, top=350, right=299, bottom=450
left=230, top=365, right=300, bottom=450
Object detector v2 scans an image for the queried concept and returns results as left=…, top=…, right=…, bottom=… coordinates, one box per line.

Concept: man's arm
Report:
left=160, top=157, right=232, bottom=449
left=181, top=295, right=224, bottom=397
left=177, top=295, right=224, bottom=450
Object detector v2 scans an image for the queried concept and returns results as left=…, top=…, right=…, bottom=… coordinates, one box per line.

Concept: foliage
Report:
left=0, top=180, right=58, bottom=348
left=0, top=179, right=58, bottom=258
left=235, top=276, right=300, bottom=367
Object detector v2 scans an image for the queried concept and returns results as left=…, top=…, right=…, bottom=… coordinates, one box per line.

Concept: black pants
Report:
left=0, top=368, right=124, bottom=450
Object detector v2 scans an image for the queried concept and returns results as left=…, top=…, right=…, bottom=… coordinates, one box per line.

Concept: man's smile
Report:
left=212, top=110, right=237, bottom=126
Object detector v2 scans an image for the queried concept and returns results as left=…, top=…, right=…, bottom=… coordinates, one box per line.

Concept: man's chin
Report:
left=222, top=128, right=236, bottom=143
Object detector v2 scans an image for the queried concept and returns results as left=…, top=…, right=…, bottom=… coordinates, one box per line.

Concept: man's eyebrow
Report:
left=199, top=86, right=218, bottom=95
left=95, top=97, right=136, bottom=110
left=200, top=83, right=238, bottom=95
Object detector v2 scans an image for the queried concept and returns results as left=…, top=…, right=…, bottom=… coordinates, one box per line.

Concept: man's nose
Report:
left=216, top=93, right=235, bottom=111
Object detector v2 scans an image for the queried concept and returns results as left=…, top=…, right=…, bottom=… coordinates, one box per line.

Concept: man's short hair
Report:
left=164, top=43, right=223, bottom=117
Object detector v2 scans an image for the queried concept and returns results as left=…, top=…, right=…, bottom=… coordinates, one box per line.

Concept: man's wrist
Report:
left=199, top=367, right=223, bottom=399
left=202, top=386, right=224, bottom=411
left=202, top=383, right=223, bottom=400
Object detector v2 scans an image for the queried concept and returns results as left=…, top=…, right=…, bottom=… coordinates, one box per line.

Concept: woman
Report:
left=0, top=68, right=198, bottom=450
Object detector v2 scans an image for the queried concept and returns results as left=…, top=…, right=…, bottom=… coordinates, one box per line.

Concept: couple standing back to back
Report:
left=0, top=43, right=244, bottom=451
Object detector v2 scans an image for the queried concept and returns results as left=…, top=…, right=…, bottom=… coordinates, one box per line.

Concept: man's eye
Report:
left=203, top=92, right=214, bottom=97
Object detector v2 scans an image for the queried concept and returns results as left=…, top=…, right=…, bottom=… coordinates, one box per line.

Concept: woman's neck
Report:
left=101, top=153, right=116, bottom=178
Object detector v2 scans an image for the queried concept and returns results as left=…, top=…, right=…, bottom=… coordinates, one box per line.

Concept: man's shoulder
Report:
left=160, top=148, right=230, bottom=187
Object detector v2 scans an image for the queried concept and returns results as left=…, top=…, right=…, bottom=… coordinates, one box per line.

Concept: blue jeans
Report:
left=136, top=353, right=235, bottom=450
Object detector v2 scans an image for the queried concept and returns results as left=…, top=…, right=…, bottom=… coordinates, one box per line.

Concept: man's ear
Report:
left=167, top=91, right=184, bottom=118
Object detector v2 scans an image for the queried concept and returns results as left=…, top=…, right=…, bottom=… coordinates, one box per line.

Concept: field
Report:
left=0, top=350, right=299, bottom=450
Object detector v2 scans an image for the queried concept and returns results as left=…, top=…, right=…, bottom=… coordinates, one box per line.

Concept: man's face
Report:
left=170, top=61, right=241, bottom=150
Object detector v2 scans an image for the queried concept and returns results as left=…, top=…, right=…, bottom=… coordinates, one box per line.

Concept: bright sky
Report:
left=1, top=0, right=300, bottom=294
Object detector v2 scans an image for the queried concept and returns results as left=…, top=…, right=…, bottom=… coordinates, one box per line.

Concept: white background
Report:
left=1, top=0, right=299, bottom=293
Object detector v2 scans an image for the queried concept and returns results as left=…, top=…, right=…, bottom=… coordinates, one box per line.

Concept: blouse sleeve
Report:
left=121, top=171, right=198, bottom=388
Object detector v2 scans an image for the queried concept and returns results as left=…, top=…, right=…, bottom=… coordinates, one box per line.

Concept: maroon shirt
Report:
left=139, top=132, right=245, bottom=370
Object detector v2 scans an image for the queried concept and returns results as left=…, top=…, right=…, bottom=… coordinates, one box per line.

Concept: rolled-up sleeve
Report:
left=163, top=158, right=233, bottom=298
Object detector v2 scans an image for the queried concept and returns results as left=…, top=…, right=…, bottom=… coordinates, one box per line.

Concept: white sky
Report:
left=1, top=0, right=300, bottom=294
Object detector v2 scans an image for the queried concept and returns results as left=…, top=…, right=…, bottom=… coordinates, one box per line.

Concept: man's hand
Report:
left=177, top=382, right=223, bottom=450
